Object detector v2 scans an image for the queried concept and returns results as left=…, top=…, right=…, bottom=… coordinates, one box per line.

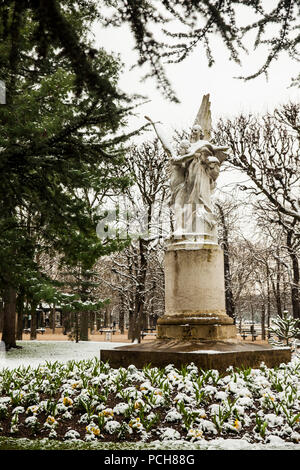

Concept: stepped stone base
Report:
left=100, top=340, right=291, bottom=374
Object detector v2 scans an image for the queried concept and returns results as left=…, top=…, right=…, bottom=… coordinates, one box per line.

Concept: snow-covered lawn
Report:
left=0, top=341, right=300, bottom=450
left=0, top=340, right=126, bottom=370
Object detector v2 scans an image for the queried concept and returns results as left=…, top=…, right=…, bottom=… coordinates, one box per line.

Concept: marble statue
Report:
left=145, top=94, right=229, bottom=244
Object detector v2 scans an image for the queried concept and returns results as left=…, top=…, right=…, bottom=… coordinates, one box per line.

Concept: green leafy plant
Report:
left=43, top=400, right=58, bottom=417
left=138, top=408, right=160, bottom=432
left=211, top=398, right=237, bottom=433
left=177, top=401, right=200, bottom=431
left=279, top=404, right=300, bottom=428
left=116, top=422, right=132, bottom=440
left=76, top=398, right=95, bottom=421
left=255, top=415, right=268, bottom=438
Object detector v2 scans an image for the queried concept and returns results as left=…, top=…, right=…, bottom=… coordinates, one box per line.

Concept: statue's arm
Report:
left=145, top=116, right=174, bottom=158
left=213, top=145, right=230, bottom=152
left=172, top=151, right=195, bottom=164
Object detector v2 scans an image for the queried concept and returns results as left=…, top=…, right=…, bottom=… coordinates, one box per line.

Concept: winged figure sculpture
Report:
left=145, top=94, right=230, bottom=242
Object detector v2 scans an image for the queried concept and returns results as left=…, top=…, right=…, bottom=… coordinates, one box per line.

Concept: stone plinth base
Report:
left=100, top=340, right=291, bottom=374
left=157, top=314, right=237, bottom=341
left=161, top=243, right=237, bottom=341
left=165, top=244, right=226, bottom=316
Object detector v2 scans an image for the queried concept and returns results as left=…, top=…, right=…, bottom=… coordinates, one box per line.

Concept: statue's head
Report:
left=190, top=124, right=204, bottom=142
left=178, top=139, right=191, bottom=155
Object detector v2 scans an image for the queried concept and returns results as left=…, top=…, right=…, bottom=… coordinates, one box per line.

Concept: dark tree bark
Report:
left=80, top=311, right=89, bottom=341
left=30, top=302, right=38, bottom=340
left=16, top=292, right=24, bottom=341
left=1, top=284, right=18, bottom=350
left=275, top=255, right=282, bottom=317
left=127, top=307, right=134, bottom=341
left=131, top=238, right=148, bottom=343
left=119, top=294, right=125, bottom=335
left=51, top=305, right=56, bottom=334
left=96, top=311, right=101, bottom=331
left=104, top=305, right=111, bottom=328
left=266, top=275, right=271, bottom=339
left=287, top=231, right=300, bottom=319
left=216, top=204, right=235, bottom=321
left=63, top=311, right=71, bottom=335
left=261, top=302, right=266, bottom=341
left=149, top=314, right=158, bottom=329
left=74, top=311, right=79, bottom=343
left=0, top=300, right=3, bottom=333
left=89, top=311, right=95, bottom=335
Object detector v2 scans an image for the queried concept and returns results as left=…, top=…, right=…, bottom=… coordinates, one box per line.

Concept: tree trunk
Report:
left=104, top=305, right=111, bottom=328
left=127, top=307, right=134, bottom=341
left=131, top=238, right=148, bottom=343
left=1, top=284, right=17, bottom=350
left=51, top=305, right=56, bottom=334
left=0, top=299, right=4, bottom=333
left=16, top=296, right=24, bottom=341
left=132, top=302, right=143, bottom=344
left=96, top=311, right=101, bottom=331
left=30, top=303, right=38, bottom=340
left=63, top=311, right=71, bottom=335
left=75, top=311, right=79, bottom=343
left=261, top=303, right=266, bottom=341
left=119, top=295, right=125, bottom=334
left=267, top=276, right=271, bottom=339
left=149, top=314, right=158, bottom=329
left=144, top=313, right=149, bottom=330
left=80, top=311, right=89, bottom=341
left=290, top=265, right=299, bottom=319
left=276, top=255, right=282, bottom=317
left=89, top=311, right=95, bottom=335
left=287, top=231, right=300, bottom=319
left=250, top=302, right=254, bottom=324
left=216, top=204, right=235, bottom=321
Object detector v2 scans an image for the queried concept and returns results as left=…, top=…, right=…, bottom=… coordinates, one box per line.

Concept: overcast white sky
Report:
left=93, top=19, right=299, bottom=143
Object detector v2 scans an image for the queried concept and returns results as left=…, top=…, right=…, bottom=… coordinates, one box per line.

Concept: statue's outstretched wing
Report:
left=193, top=94, right=212, bottom=141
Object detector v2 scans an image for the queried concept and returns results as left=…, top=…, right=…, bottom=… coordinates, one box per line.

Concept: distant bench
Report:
left=98, top=328, right=117, bottom=341
left=240, top=329, right=258, bottom=341
left=98, top=328, right=117, bottom=334
left=141, top=328, right=156, bottom=339
left=23, top=328, right=46, bottom=335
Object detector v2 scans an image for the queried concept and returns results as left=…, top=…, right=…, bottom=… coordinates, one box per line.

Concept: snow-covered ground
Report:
left=0, top=340, right=126, bottom=370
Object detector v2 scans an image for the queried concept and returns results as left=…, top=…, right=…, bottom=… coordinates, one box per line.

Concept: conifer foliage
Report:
left=269, top=310, right=300, bottom=348
left=0, top=1, right=134, bottom=349
left=101, top=0, right=300, bottom=98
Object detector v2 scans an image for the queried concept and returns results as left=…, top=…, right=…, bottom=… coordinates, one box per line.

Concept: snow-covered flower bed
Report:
left=0, top=355, right=299, bottom=446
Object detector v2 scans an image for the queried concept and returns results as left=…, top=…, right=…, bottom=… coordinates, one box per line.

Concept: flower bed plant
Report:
left=0, top=357, right=299, bottom=445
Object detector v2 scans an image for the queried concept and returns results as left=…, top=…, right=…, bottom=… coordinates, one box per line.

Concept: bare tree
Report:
left=95, top=139, right=169, bottom=342
left=215, top=103, right=300, bottom=318
left=215, top=198, right=240, bottom=321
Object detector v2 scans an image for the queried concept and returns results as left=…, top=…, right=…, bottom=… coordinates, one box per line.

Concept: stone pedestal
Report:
left=99, top=240, right=292, bottom=372
left=157, top=242, right=236, bottom=341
